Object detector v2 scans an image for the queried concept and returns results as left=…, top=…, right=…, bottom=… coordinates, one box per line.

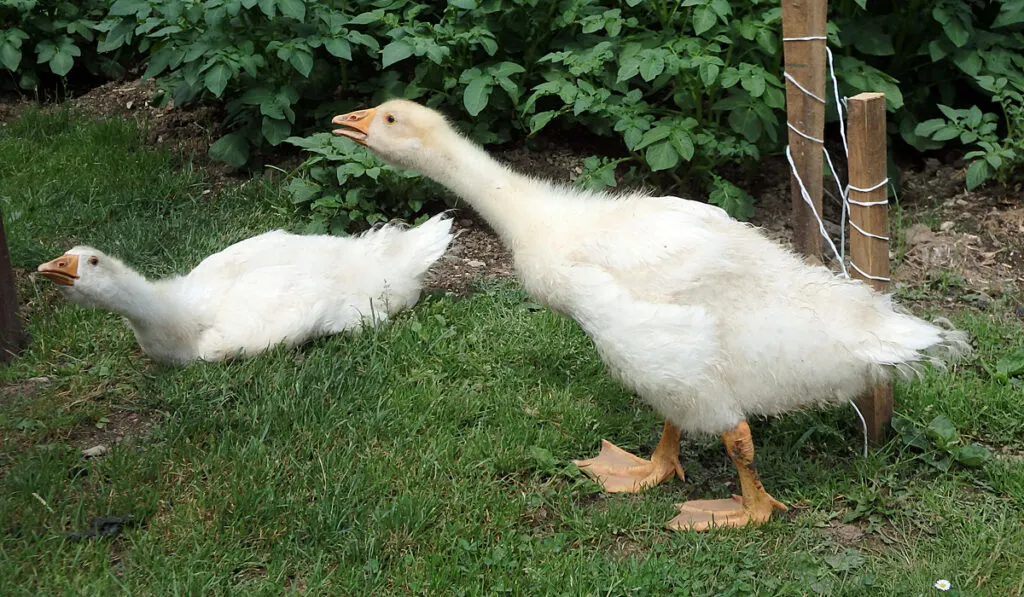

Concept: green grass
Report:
left=2, top=110, right=1023, bottom=596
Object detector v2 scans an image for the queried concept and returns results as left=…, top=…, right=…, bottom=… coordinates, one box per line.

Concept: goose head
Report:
left=38, top=247, right=138, bottom=310
left=331, top=99, right=454, bottom=172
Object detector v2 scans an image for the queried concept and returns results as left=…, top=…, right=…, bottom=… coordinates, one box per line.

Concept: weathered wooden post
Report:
left=781, top=0, right=828, bottom=263
left=1, top=209, right=27, bottom=363
left=847, top=92, right=893, bottom=445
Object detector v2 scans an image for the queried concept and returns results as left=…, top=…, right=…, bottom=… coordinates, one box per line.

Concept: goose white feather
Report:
left=332, top=100, right=970, bottom=530
left=38, top=213, right=454, bottom=365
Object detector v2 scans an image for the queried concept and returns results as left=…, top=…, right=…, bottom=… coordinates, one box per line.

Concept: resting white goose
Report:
left=331, top=100, right=970, bottom=531
left=37, top=213, right=453, bottom=365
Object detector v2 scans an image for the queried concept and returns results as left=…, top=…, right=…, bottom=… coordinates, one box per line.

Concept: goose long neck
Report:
left=102, top=270, right=172, bottom=327
left=419, top=130, right=543, bottom=248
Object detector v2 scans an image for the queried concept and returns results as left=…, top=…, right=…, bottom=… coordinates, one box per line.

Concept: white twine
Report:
left=783, top=35, right=900, bottom=455
left=783, top=72, right=826, bottom=104
left=848, top=397, right=869, bottom=458
left=784, top=146, right=850, bottom=278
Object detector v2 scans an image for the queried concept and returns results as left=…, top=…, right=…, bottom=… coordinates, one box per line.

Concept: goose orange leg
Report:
left=667, top=420, right=787, bottom=531
left=574, top=421, right=685, bottom=493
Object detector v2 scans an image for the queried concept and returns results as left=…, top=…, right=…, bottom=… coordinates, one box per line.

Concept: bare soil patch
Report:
left=895, top=159, right=1023, bottom=296
left=65, top=407, right=157, bottom=452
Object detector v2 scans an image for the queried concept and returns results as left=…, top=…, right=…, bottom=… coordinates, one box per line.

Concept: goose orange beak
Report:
left=331, top=108, right=376, bottom=145
left=37, top=254, right=80, bottom=286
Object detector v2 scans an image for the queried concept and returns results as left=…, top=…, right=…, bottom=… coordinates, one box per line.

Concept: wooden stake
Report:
left=847, top=92, right=892, bottom=445
left=782, top=0, right=828, bottom=263
left=1, top=209, right=27, bottom=363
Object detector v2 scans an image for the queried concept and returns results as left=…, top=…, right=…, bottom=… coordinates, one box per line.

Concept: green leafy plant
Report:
left=892, top=414, right=993, bottom=472
left=915, top=103, right=1020, bottom=189
left=981, top=347, right=1024, bottom=385
left=282, top=132, right=447, bottom=234
left=833, top=0, right=1024, bottom=186
left=0, top=0, right=124, bottom=91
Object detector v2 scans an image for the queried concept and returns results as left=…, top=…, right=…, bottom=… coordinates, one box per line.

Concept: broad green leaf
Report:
left=349, top=9, right=383, bottom=25
left=937, top=104, right=959, bottom=121
left=925, top=415, right=959, bottom=447
left=209, top=132, right=250, bottom=168
left=109, top=0, right=146, bottom=16
left=463, top=76, right=493, bottom=116
left=708, top=176, right=754, bottom=220
left=35, top=41, right=57, bottom=64
left=258, top=0, right=276, bottom=17
left=617, top=57, right=641, bottom=83
left=993, top=1, right=1024, bottom=27
left=381, top=40, right=413, bottom=68
left=49, top=51, right=74, bottom=76
left=277, top=0, right=304, bottom=20
left=204, top=62, right=231, bottom=97
left=286, top=177, right=321, bottom=203
left=489, top=61, right=525, bottom=78
left=741, top=74, right=766, bottom=97
left=529, top=111, right=557, bottom=133
left=496, top=76, right=520, bottom=103
left=1, top=43, right=21, bottom=72
left=289, top=50, right=313, bottom=77
left=634, top=125, right=672, bottom=151
left=325, top=38, right=352, bottom=61
left=262, top=116, right=291, bottom=146
left=645, top=141, right=679, bottom=171
left=638, top=55, right=665, bottom=82
left=728, top=108, right=762, bottom=142
left=698, top=62, right=719, bottom=86
left=669, top=130, right=694, bottom=161
left=953, top=51, right=982, bottom=77
left=143, top=47, right=176, bottom=78
left=942, top=20, right=970, bottom=47
left=955, top=443, right=992, bottom=467
left=449, top=0, right=477, bottom=8
left=755, top=28, right=777, bottom=54
left=928, top=39, right=950, bottom=62
left=994, top=348, right=1024, bottom=377
left=914, top=118, right=947, bottom=138
left=97, top=19, right=134, bottom=53
left=931, top=126, right=959, bottom=142
left=719, top=67, right=741, bottom=88
left=693, top=6, right=717, bottom=35
left=709, top=0, right=730, bottom=18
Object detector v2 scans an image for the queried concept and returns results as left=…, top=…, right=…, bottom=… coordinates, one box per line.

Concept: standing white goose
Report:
left=38, top=213, right=454, bottom=365
left=331, top=100, right=969, bottom=531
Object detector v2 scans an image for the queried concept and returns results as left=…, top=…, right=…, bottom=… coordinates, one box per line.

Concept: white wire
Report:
left=848, top=399, right=869, bottom=457
left=784, top=146, right=850, bottom=278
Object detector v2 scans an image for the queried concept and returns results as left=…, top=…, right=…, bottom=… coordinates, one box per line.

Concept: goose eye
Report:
left=88, top=257, right=99, bottom=266
left=385, top=113, right=396, bottom=124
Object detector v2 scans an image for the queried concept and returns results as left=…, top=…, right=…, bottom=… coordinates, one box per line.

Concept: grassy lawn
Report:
left=2, top=110, right=1023, bottom=596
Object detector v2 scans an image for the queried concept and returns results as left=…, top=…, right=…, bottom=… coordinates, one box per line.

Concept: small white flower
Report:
left=934, top=579, right=952, bottom=591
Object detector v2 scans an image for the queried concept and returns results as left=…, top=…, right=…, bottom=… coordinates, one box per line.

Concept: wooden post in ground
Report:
left=848, top=92, right=893, bottom=445
left=782, top=0, right=828, bottom=264
left=1, top=209, right=27, bottom=363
